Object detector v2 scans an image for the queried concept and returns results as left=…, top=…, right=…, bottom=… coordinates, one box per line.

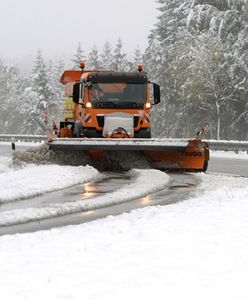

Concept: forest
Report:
left=0, top=0, right=247, bottom=140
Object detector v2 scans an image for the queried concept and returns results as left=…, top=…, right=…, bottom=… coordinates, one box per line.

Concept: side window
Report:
left=72, top=82, right=80, bottom=103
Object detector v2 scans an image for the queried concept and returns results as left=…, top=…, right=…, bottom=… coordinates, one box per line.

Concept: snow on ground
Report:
left=0, top=156, right=11, bottom=173
left=0, top=173, right=248, bottom=300
left=0, top=145, right=248, bottom=299
left=0, top=169, right=170, bottom=226
left=0, top=141, right=43, bottom=147
left=0, top=164, right=101, bottom=204
left=211, top=150, right=248, bottom=159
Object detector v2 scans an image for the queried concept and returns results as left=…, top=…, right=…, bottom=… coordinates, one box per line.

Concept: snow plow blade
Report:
left=48, top=138, right=209, bottom=172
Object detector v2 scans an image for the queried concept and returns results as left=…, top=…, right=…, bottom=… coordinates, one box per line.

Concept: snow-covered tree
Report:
left=145, top=0, right=248, bottom=140
left=156, top=0, right=190, bottom=46
left=88, top=45, right=101, bottom=69
left=143, top=32, right=168, bottom=136
left=32, top=49, right=52, bottom=108
left=47, top=59, right=65, bottom=122
left=19, top=57, right=65, bottom=134
left=0, top=61, right=8, bottom=131
left=129, top=46, right=143, bottom=72
left=101, top=41, right=113, bottom=70
left=30, top=49, right=62, bottom=133
left=112, top=38, right=127, bottom=71
left=19, top=86, right=40, bottom=134
left=182, top=35, right=238, bottom=139
left=71, top=42, right=86, bottom=69
left=0, top=62, right=25, bottom=133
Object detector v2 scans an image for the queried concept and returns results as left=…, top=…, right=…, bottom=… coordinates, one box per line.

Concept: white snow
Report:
left=186, top=8, right=194, bottom=27
left=0, top=141, right=43, bottom=147
left=0, top=156, right=11, bottom=173
left=0, top=148, right=248, bottom=299
left=211, top=150, right=248, bottom=159
left=0, top=173, right=248, bottom=300
left=0, top=164, right=101, bottom=203
left=0, top=169, right=170, bottom=226
left=50, top=137, right=189, bottom=148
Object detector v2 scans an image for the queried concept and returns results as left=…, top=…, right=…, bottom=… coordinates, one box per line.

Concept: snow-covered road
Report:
left=208, top=150, right=248, bottom=177
left=0, top=143, right=202, bottom=234
left=0, top=142, right=248, bottom=299
left=0, top=167, right=170, bottom=226
left=0, top=172, right=247, bottom=300
left=0, top=143, right=192, bottom=232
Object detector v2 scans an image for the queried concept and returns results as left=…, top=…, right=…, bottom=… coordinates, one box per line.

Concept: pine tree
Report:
left=53, top=59, right=65, bottom=105
left=71, top=42, right=86, bottom=69
left=0, top=62, right=25, bottom=133
left=185, top=0, right=248, bottom=139
left=47, top=59, right=65, bottom=123
left=0, top=60, right=8, bottom=131
left=130, top=46, right=143, bottom=72
left=144, top=31, right=161, bottom=77
left=101, top=41, right=113, bottom=70
left=156, top=0, right=190, bottom=46
left=31, top=49, right=54, bottom=132
left=88, top=45, right=101, bottom=69
left=145, top=0, right=248, bottom=139
left=19, top=85, right=40, bottom=134
left=229, top=6, right=248, bottom=139
left=112, top=38, right=127, bottom=71
left=32, top=49, right=52, bottom=107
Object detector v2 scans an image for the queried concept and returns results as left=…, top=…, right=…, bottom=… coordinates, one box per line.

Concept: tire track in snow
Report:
left=0, top=172, right=130, bottom=212
left=0, top=169, right=170, bottom=227
left=0, top=165, right=102, bottom=204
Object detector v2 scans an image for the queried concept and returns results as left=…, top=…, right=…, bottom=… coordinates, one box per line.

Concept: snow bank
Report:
left=11, top=143, right=152, bottom=171
left=0, top=164, right=100, bottom=203
left=0, top=156, right=11, bottom=173
left=0, top=169, right=170, bottom=226
left=0, top=173, right=247, bottom=300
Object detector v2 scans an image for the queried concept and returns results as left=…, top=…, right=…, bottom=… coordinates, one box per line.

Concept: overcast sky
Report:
left=0, top=0, right=159, bottom=59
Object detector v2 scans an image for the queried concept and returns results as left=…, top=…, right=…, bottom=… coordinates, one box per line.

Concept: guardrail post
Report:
left=11, top=137, right=16, bottom=151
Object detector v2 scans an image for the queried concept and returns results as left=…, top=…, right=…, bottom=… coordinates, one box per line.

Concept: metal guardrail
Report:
left=0, top=134, right=247, bottom=152
left=204, top=140, right=248, bottom=153
left=0, top=134, right=46, bottom=142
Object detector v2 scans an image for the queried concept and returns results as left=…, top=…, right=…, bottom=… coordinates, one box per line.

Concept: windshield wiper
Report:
left=93, top=101, right=144, bottom=109
left=121, top=102, right=144, bottom=108
left=93, top=101, right=118, bottom=108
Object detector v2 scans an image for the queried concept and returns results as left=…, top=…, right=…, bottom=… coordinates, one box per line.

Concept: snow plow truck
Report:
left=48, top=62, right=209, bottom=171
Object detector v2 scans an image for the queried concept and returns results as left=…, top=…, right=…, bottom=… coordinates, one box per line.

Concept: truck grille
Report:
left=96, top=115, right=140, bottom=128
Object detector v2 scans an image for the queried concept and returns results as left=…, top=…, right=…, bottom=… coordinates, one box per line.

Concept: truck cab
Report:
left=59, top=63, right=160, bottom=139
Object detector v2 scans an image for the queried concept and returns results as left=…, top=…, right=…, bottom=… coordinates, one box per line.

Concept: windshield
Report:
left=88, top=83, right=146, bottom=108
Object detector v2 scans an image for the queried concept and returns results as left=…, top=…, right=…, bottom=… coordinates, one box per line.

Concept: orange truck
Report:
left=49, top=62, right=209, bottom=171
left=58, top=62, right=159, bottom=139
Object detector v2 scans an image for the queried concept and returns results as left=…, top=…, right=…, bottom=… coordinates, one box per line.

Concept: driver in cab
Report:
left=89, top=84, right=104, bottom=101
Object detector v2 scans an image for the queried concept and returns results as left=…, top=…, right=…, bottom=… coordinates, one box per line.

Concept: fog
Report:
left=0, top=0, right=158, bottom=59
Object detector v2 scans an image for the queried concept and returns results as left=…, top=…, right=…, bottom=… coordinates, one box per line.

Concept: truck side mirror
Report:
left=153, top=83, right=160, bottom=104
left=73, top=82, right=80, bottom=103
